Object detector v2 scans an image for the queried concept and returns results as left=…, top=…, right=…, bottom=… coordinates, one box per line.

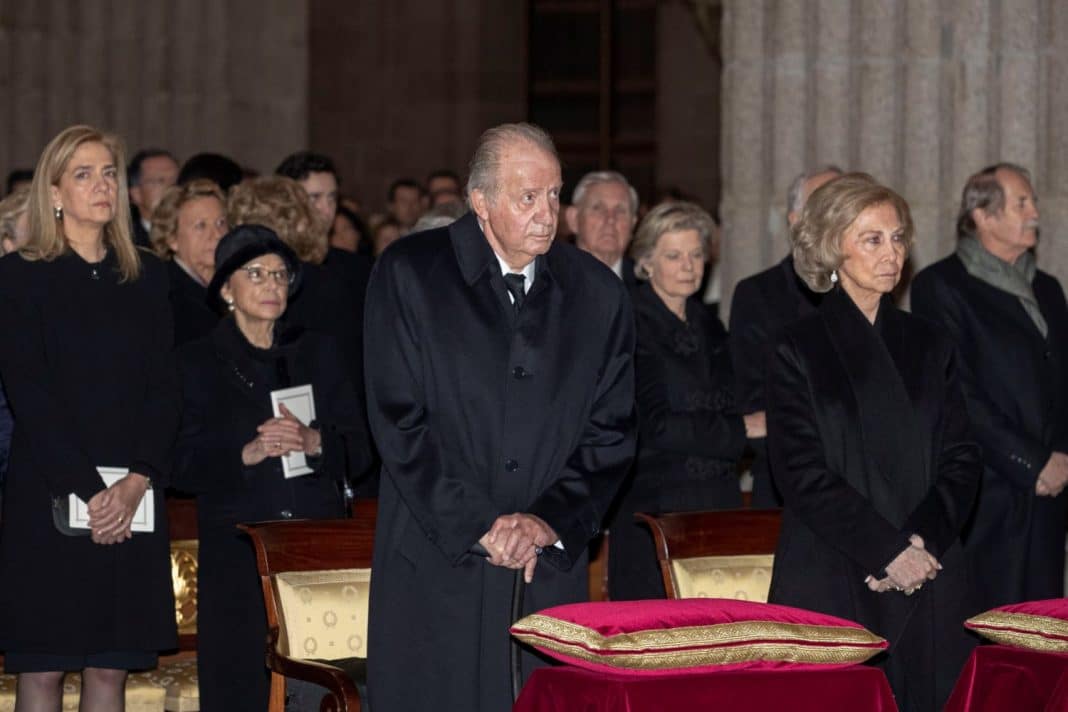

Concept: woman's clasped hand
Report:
left=241, top=402, right=321, bottom=466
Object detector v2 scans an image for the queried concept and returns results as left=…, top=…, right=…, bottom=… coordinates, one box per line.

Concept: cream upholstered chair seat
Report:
left=634, top=509, right=782, bottom=601
left=240, top=503, right=378, bottom=712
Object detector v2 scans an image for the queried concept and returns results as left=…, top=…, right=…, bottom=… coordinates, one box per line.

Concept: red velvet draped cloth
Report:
left=513, top=664, right=897, bottom=711
left=945, top=645, right=1068, bottom=712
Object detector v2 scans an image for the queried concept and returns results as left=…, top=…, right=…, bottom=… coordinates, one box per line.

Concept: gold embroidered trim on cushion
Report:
left=967, top=611, right=1068, bottom=652
left=509, top=634, right=883, bottom=668
left=511, top=614, right=886, bottom=667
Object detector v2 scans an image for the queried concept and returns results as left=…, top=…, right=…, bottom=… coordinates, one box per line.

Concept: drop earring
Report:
left=226, top=298, right=235, bottom=313
left=54, top=205, right=63, bottom=220
left=830, top=269, right=839, bottom=284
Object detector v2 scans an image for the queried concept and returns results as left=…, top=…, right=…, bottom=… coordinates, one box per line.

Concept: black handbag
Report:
left=52, top=495, right=90, bottom=537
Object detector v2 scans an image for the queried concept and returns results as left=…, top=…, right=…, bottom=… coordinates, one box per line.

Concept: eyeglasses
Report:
left=239, top=265, right=294, bottom=285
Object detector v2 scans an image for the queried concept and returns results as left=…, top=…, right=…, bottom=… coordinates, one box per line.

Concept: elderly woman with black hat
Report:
left=171, top=224, right=372, bottom=711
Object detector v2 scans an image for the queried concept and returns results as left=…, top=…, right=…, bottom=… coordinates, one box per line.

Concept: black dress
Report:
left=166, top=259, right=219, bottom=347
left=912, top=255, right=1068, bottom=609
left=0, top=249, right=179, bottom=664
left=766, top=288, right=981, bottom=712
left=173, top=318, right=371, bottom=711
left=608, top=283, right=747, bottom=601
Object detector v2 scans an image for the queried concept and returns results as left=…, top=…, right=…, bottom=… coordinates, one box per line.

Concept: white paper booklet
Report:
left=69, top=467, right=155, bottom=533
left=270, top=384, right=317, bottom=478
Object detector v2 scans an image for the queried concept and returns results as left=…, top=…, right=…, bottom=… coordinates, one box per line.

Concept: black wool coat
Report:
left=364, top=213, right=637, bottom=712
left=728, top=255, right=821, bottom=506
left=172, top=318, right=371, bottom=711
left=609, top=283, right=746, bottom=601
left=0, top=249, right=179, bottom=654
left=912, top=254, right=1068, bottom=609
left=767, top=288, right=980, bottom=712
left=165, top=259, right=219, bottom=347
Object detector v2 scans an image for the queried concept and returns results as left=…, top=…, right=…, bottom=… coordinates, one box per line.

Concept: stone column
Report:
left=0, top=0, right=308, bottom=177
left=719, top=0, right=1068, bottom=317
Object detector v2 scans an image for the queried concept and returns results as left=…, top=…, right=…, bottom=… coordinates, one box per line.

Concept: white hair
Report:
left=571, top=171, right=639, bottom=215
left=466, top=123, right=558, bottom=208
left=786, top=164, right=844, bottom=215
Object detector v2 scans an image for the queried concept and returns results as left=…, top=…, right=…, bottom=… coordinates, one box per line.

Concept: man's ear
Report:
left=971, top=206, right=992, bottom=231
left=129, top=185, right=142, bottom=207
left=564, top=204, right=579, bottom=234
left=470, top=189, right=491, bottom=221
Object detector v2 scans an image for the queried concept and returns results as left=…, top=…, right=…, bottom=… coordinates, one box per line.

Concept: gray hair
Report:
left=786, top=164, right=844, bottom=215
left=466, top=123, right=558, bottom=208
left=630, top=201, right=715, bottom=280
left=412, top=201, right=467, bottom=233
left=572, top=170, right=639, bottom=215
left=956, top=162, right=1033, bottom=240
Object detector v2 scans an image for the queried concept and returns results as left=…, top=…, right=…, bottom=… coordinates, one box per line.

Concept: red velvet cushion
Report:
left=510, top=599, right=887, bottom=675
left=965, top=598, right=1068, bottom=652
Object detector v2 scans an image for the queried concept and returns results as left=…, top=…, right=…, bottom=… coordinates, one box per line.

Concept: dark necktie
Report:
left=503, top=273, right=526, bottom=314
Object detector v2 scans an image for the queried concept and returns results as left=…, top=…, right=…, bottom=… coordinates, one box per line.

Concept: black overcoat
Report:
left=172, top=318, right=371, bottom=711
left=609, top=283, right=746, bottom=601
left=364, top=213, right=637, bottom=712
left=728, top=255, right=820, bottom=506
left=0, top=249, right=179, bottom=654
left=767, top=288, right=980, bottom=712
left=165, top=259, right=218, bottom=347
left=912, top=254, right=1068, bottom=609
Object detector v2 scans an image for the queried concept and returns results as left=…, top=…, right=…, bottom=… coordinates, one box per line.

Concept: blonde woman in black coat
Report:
left=766, top=174, right=981, bottom=711
left=0, top=125, right=179, bottom=710
left=608, top=202, right=762, bottom=601
left=172, top=225, right=371, bottom=711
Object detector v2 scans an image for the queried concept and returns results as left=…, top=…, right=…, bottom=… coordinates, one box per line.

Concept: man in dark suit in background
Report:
left=128, top=149, right=179, bottom=248
left=566, top=170, right=641, bottom=289
left=912, top=163, right=1068, bottom=608
left=728, top=165, right=841, bottom=506
left=364, top=123, right=637, bottom=712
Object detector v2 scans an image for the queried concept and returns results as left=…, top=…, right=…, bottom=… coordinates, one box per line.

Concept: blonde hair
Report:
left=0, top=187, right=29, bottom=251
left=631, top=201, right=715, bottom=280
left=791, top=172, right=914, bottom=292
left=150, top=179, right=227, bottom=259
left=22, top=125, right=140, bottom=281
left=227, top=176, right=327, bottom=264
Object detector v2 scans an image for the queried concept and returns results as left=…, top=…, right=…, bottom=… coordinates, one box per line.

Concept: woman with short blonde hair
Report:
left=767, top=173, right=979, bottom=709
left=609, top=200, right=759, bottom=601
left=0, top=188, right=30, bottom=255
left=0, top=125, right=180, bottom=710
left=228, top=176, right=328, bottom=265
left=791, top=172, right=914, bottom=293
left=150, top=179, right=228, bottom=345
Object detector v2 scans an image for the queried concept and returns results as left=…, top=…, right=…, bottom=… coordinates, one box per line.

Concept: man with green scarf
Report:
left=913, top=163, right=1068, bottom=610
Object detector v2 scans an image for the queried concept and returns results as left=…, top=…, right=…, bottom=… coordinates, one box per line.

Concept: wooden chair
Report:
left=240, top=499, right=377, bottom=712
left=635, top=509, right=782, bottom=601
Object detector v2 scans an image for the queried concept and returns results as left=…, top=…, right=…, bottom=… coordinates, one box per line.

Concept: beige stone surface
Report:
left=720, top=0, right=1068, bottom=317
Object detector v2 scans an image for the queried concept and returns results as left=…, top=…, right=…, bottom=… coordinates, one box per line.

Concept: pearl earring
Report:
left=54, top=205, right=63, bottom=220
left=226, top=298, right=235, bottom=312
left=830, top=269, right=839, bottom=284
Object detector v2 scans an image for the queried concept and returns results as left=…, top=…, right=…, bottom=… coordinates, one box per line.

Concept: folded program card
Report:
left=270, top=384, right=316, bottom=478
left=69, top=467, right=154, bottom=533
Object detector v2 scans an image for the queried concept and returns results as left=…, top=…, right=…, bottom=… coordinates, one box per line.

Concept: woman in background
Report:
left=173, top=224, right=371, bottom=710
left=150, top=179, right=228, bottom=345
left=608, top=202, right=761, bottom=601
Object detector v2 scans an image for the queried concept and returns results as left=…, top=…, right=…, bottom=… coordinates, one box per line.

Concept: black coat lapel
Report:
left=821, top=289, right=929, bottom=527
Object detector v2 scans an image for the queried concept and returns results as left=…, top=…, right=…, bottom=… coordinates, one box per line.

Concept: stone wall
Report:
left=0, top=0, right=308, bottom=176
left=720, top=0, right=1068, bottom=315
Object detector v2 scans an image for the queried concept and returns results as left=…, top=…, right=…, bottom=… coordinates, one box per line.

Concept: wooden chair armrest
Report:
left=267, top=652, right=362, bottom=712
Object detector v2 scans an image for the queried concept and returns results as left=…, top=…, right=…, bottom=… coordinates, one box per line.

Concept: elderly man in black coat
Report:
left=912, top=163, right=1068, bottom=609
left=728, top=165, right=840, bottom=506
left=364, top=123, right=637, bottom=712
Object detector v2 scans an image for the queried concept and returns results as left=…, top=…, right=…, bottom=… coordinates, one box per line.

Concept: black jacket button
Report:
left=504, top=459, right=519, bottom=472
left=512, top=366, right=527, bottom=379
